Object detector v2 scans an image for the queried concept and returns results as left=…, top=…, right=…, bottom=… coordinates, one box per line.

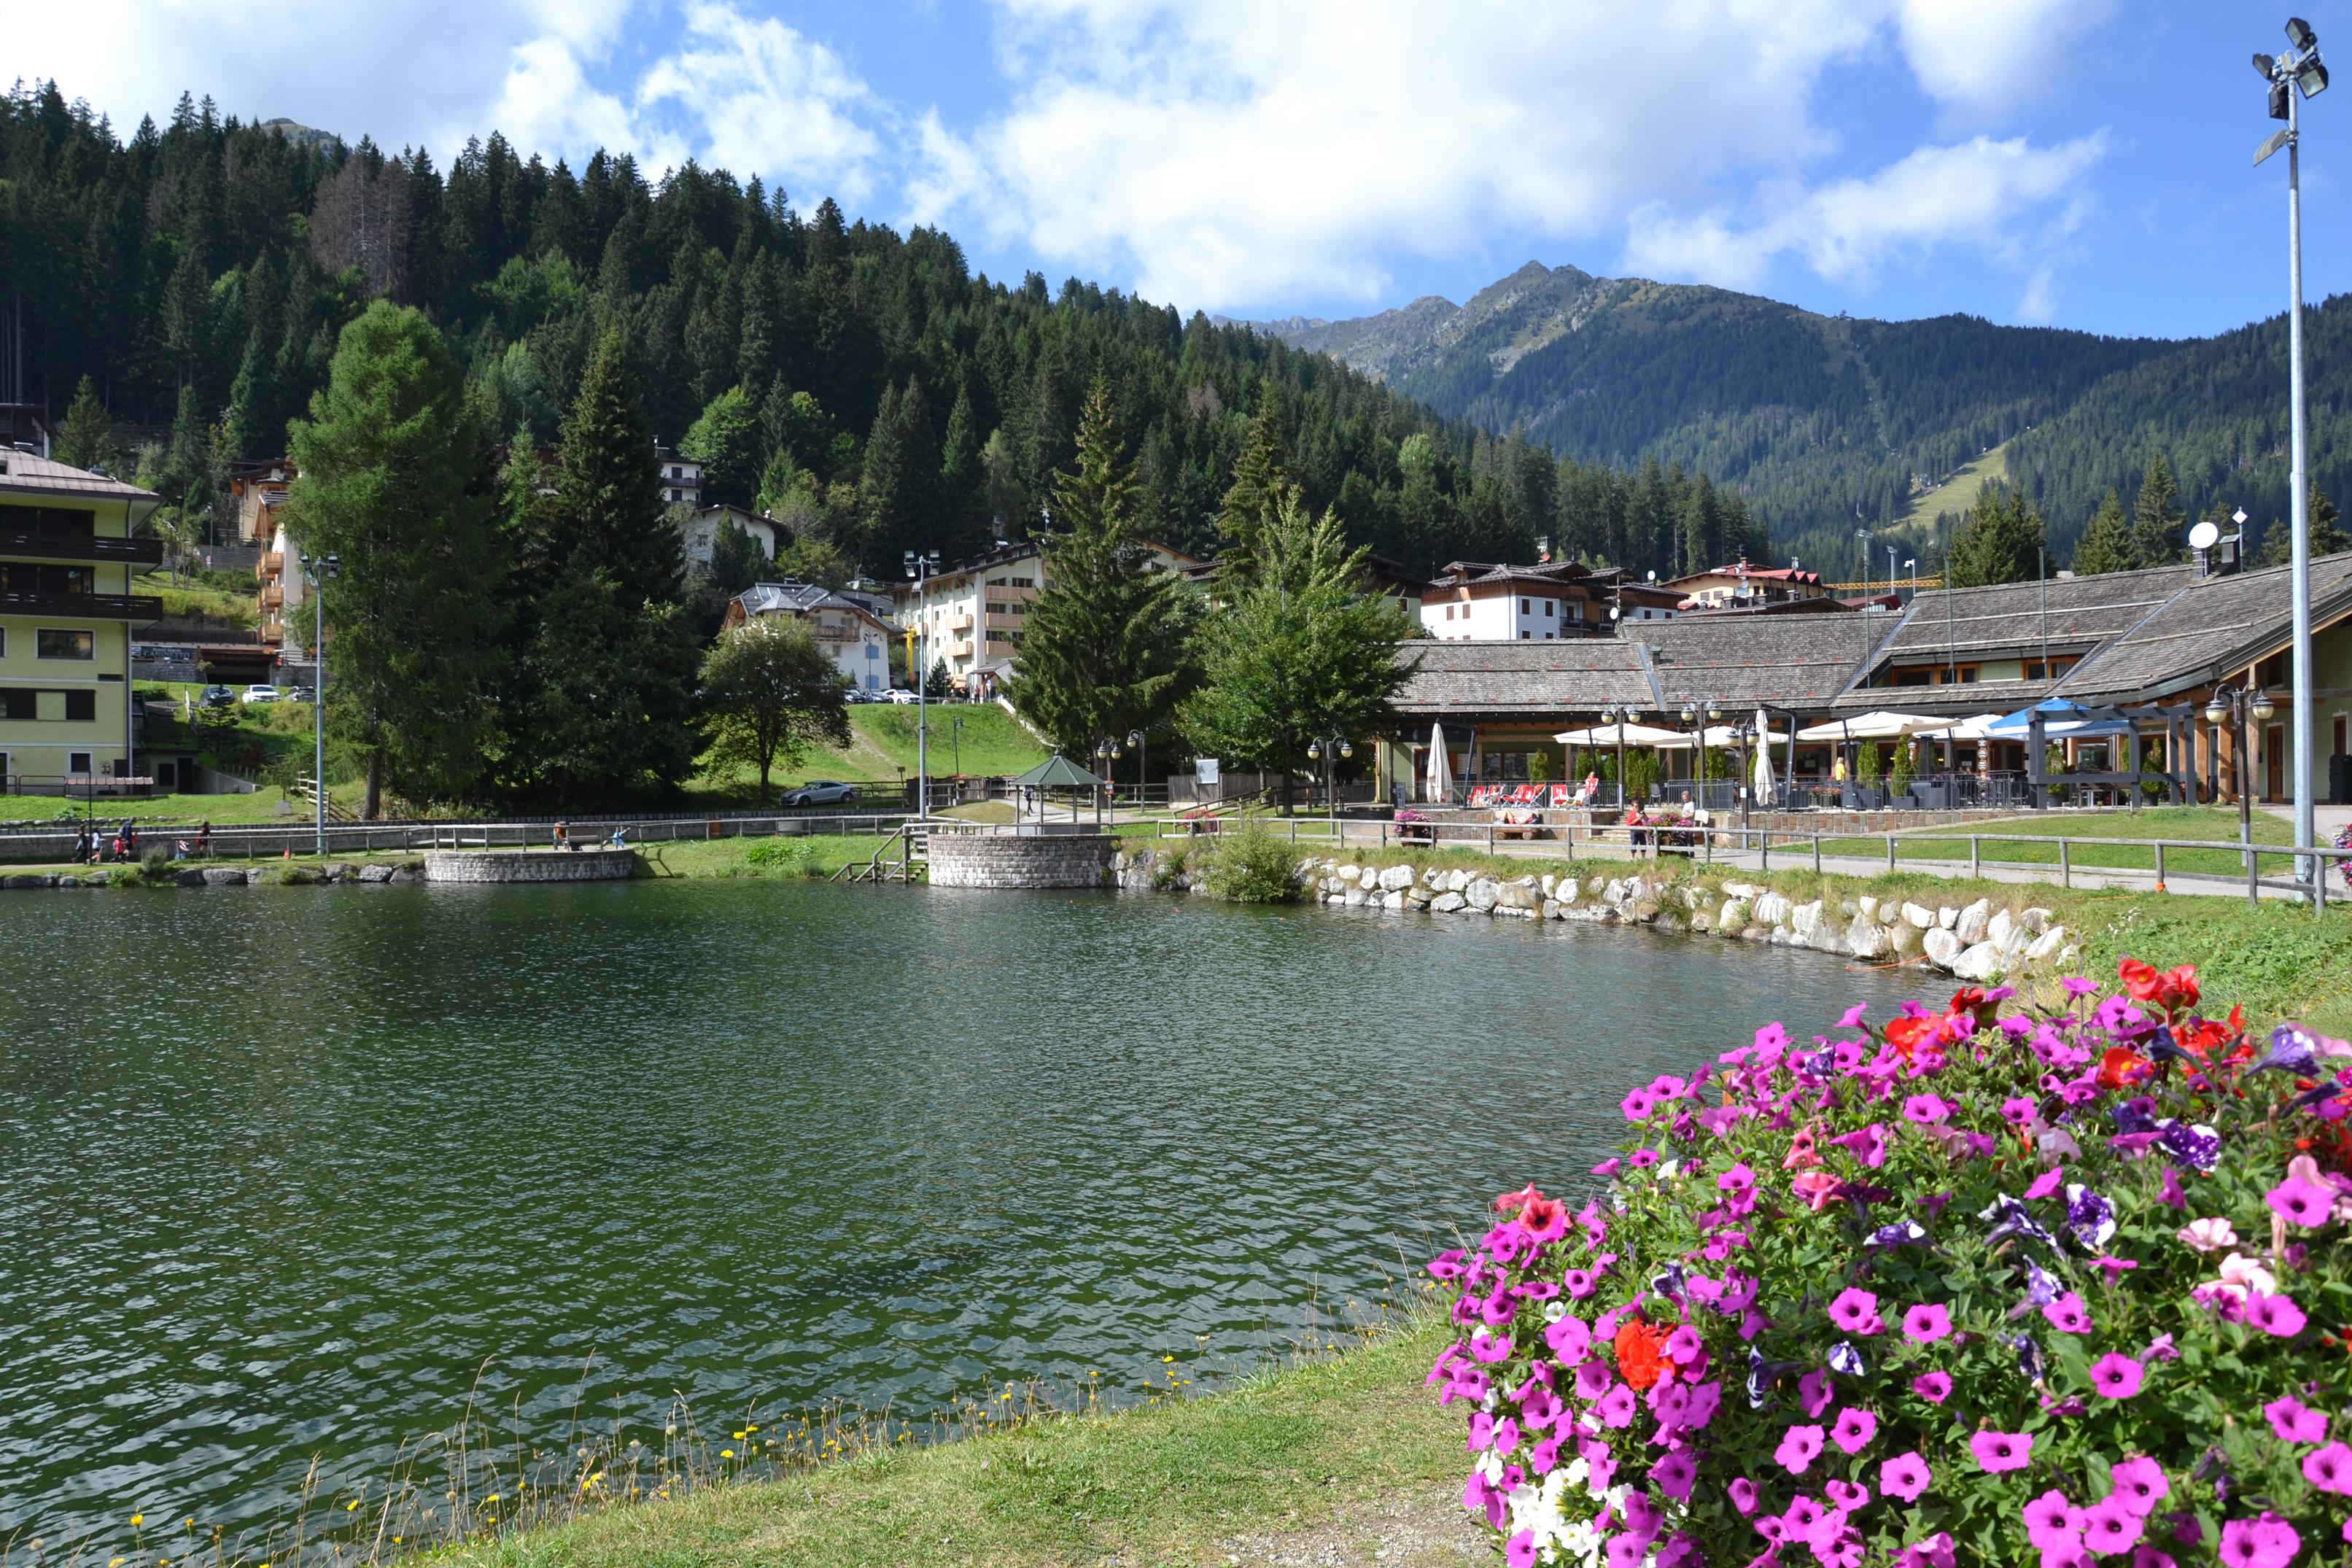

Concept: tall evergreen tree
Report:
left=2132, top=454, right=2186, bottom=566
left=2070, top=489, right=2138, bottom=575
left=1948, top=480, right=2046, bottom=588
left=2254, top=487, right=2352, bottom=567
left=509, top=330, right=700, bottom=803
left=1216, top=397, right=1292, bottom=570
left=1181, top=486, right=1417, bottom=813
left=937, top=379, right=992, bottom=559
left=858, top=377, right=937, bottom=569
left=53, top=376, right=120, bottom=471
left=287, top=300, right=508, bottom=815
left=1003, top=380, right=1199, bottom=757
left=680, top=383, right=760, bottom=508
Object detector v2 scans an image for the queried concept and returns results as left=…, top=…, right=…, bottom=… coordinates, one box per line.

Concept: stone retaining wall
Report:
left=423, top=848, right=637, bottom=883
left=1108, top=846, right=2079, bottom=985
left=928, top=834, right=1112, bottom=889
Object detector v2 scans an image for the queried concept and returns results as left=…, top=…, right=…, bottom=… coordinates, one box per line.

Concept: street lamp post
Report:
left=2206, top=681, right=2279, bottom=872
left=1307, top=735, right=1354, bottom=837
left=1599, top=703, right=1638, bottom=811
left=1855, top=528, right=1873, bottom=602
left=1678, top=698, right=1723, bottom=812
left=299, top=551, right=339, bottom=853
left=1127, top=729, right=1146, bottom=810
left=1094, top=737, right=1120, bottom=820
left=904, top=549, right=940, bottom=818
left=2256, top=20, right=2328, bottom=896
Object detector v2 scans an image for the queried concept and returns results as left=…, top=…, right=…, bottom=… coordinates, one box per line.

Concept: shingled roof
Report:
left=2057, top=549, right=2352, bottom=705
left=1642, top=614, right=1895, bottom=708
left=1392, top=639, right=1656, bottom=717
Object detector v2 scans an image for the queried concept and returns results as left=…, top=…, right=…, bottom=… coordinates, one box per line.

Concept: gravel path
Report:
left=1207, top=1484, right=1487, bottom=1566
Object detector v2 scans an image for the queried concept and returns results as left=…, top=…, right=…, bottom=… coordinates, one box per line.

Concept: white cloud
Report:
left=1623, top=133, right=2109, bottom=317
left=1893, top=0, right=2117, bottom=117
left=635, top=2, right=886, bottom=203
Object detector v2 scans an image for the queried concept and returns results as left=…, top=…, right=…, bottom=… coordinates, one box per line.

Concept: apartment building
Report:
left=892, top=538, right=1203, bottom=691
left=0, top=449, right=162, bottom=793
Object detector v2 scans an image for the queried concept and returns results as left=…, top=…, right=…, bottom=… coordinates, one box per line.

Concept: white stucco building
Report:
left=722, top=581, right=896, bottom=693
left=890, top=537, right=1203, bottom=693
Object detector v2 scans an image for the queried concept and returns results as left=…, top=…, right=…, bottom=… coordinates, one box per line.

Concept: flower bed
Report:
left=1428, top=961, right=2352, bottom=1568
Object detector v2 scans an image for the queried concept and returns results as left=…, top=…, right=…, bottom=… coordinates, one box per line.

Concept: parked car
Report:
left=242, top=684, right=283, bottom=704
left=842, top=687, right=877, bottom=704
left=884, top=688, right=920, bottom=705
left=201, top=685, right=236, bottom=709
left=780, top=780, right=858, bottom=807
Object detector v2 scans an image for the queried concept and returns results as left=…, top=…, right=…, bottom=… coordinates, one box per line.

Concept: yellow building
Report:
left=0, top=449, right=161, bottom=793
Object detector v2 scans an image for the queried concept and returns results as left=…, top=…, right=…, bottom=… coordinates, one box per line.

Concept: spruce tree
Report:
left=511, top=330, right=701, bottom=803
left=54, top=376, right=120, bottom=471
left=858, top=378, right=937, bottom=569
left=287, top=300, right=509, bottom=814
left=2132, top=454, right=2186, bottom=566
left=1947, top=480, right=2046, bottom=587
left=2070, top=489, right=2138, bottom=575
left=1216, top=398, right=1292, bottom=570
left=2254, top=487, right=2352, bottom=567
left=1003, top=379, right=1199, bottom=757
left=938, top=379, right=992, bottom=559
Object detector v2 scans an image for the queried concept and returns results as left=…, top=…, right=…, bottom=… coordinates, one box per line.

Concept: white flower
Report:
left=1543, top=1300, right=1568, bottom=1323
left=2214, top=1251, right=2277, bottom=1301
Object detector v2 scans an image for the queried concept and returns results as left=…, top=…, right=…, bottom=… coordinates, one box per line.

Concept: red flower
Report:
left=2119, top=958, right=2162, bottom=1002
left=1886, top=1015, right=1935, bottom=1060
left=2165, top=966, right=2201, bottom=1013
left=1615, top=1319, right=1671, bottom=1391
left=1493, top=1182, right=1542, bottom=1214
left=2118, top=958, right=2200, bottom=1015
left=1518, top=1196, right=1565, bottom=1237
left=2099, top=1047, right=2154, bottom=1090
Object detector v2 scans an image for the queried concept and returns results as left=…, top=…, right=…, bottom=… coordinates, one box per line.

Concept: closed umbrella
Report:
left=1426, top=721, right=1451, bottom=804
left=1751, top=708, right=1777, bottom=808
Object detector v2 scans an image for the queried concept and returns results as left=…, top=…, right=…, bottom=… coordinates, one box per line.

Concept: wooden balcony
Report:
left=0, top=530, right=164, bottom=566
left=260, top=583, right=284, bottom=608
left=0, top=589, right=163, bottom=620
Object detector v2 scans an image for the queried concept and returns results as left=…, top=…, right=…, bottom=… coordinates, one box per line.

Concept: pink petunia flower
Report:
left=1903, top=1303, right=1952, bottom=1343
left=2264, top=1395, right=2328, bottom=1445
left=2246, top=1290, right=2308, bottom=1338
left=2267, top=1175, right=2335, bottom=1229
left=1777, top=1422, right=1826, bottom=1475
left=2090, top=1354, right=2146, bottom=1399
left=1728, top=1475, right=1759, bottom=1515
left=2131, top=1549, right=2178, bottom=1568
left=1971, top=1429, right=2033, bottom=1473
left=2108, top=1457, right=2169, bottom=1517
left=2082, top=1501, right=2145, bottom=1556
left=1881, top=1451, right=1932, bottom=1502
left=1506, top=1529, right=1539, bottom=1568
left=1719, top=1162, right=1756, bottom=1195
left=1653, top=1449, right=1698, bottom=1502
left=1912, top=1370, right=1952, bottom=1405
left=2024, top=1489, right=2079, bottom=1548
left=2025, top=1165, right=2066, bottom=1200
left=2301, top=1441, right=2352, bottom=1496
left=1598, top=1384, right=1637, bottom=1428
left=2043, top=1291, right=2093, bottom=1333
left=1900, top=1532, right=1957, bottom=1568
left=2218, top=1512, right=2301, bottom=1568
left=1548, top=1316, right=1593, bottom=1364
left=1828, top=1287, right=1882, bottom=1335
left=1798, top=1370, right=1834, bottom=1418
left=1903, top=1093, right=1954, bottom=1124
left=1831, top=1407, right=1879, bottom=1453
left=2173, top=1222, right=2229, bottom=1260
left=1825, top=1478, right=1869, bottom=1512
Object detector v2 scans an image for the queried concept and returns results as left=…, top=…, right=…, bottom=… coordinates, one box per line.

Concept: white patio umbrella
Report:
left=1793, top=710, right=1951, bottom=741
left=1425, top=721, right=1452, bottom=802
left=1750, top=707, right=1778, bottom=807
left=1651, top=723, right=1791, bottom=749
left=1925, top=713, right=2010, bottom=742
left=1553, top=722, right=1691, bottom=746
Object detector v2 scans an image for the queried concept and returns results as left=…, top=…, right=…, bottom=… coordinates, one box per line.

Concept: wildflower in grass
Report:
left=1971, top=1430, right=2033, bottom=1473
left=2089, top=1354, right=2145, bottom=1399
left=2264, top=1395, right=2327, bottom=1443
left=1912, top=1370, right=1952, bottom=1404
left=1776, top=1423, right=1825, bottom=1474
left=1903, top=1303, right=1951, bottom=1343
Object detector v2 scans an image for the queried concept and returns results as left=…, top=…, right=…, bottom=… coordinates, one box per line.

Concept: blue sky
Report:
left=16, top=2, right=2346, bottom=341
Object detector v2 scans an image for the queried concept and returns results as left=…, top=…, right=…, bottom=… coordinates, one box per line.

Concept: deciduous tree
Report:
left=698, top=618, right=850, bottom=799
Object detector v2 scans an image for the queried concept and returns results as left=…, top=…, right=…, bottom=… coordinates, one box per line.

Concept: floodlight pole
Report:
left=2288, top=69, right=2318, bottom=896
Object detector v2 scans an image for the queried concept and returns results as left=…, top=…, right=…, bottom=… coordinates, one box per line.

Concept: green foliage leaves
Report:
left=1949, top=480, right=2048, bottom=588
left=698, top=618, right=851, bottom=798
left=1200, top=819, right=1301, bottom=904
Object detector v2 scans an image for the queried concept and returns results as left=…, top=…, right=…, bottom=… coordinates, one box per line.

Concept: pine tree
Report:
left=857, top=378, right=937, bottom=569
left=1947, top=480, right=2046, bottom=588
left=1216, top=397, right=1292, bottom=570
left=2132, top=454, right=2186, bottom=566
left=510, top=330, right=701, bottom=803
left=53, top=376, right=120, bottom=471
left=2254, top=487, right=2352, bottom=567
left=1003, top=380, right=1200, bottom=757
left=2070, top=489, right=2138, bottom=575
left=937, top=379, right=992, bottom=559
left=1181, top=486, right=1418, bottom=813
left=287, top=300, right=509, bottom=814
left=680, top=384, right=760, bottom=508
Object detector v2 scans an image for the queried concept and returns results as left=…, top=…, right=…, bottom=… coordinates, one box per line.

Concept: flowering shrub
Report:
left=1427, top=961, right=2352, bottom=1568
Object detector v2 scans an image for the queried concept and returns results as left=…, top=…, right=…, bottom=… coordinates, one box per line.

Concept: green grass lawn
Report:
left=1813, top=805, right=2309, bottom=881
left=431, top=1305, right=1456, bottom=1568
left=1895, top=440, right=2009, bottom=537
left=683, top=705, right=1049, bottom=807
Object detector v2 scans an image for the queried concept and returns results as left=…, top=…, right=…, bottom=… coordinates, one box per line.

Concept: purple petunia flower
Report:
left=1653, top=1448, right=1698, bottom=1502
left=2157, top=1120, right=2221, bottom=1171
left=1912, top=1370, right=1952, bottom=1404
left=2251, top=1024, right=2321, bottom=1076
left=2082, top=1501, right=2145, bottom=1556
left=2219, top=1512, right=2301, bottom=1568
left=1903, top=1093, right=1955, bottom=1124
left=2065, top=1184, right=2118, bottom=1248
left=1881, top=1451, right=1932, bottom=1502
left=2108, top=1456, right=2168, bottom=1516
left=1867, top=1219, right=1930, bottom=1249
left=1798, top=1369, right=1833, bottom=1417
left=1729, top=1474, right=1759, bottom=1515
left=1971, top=1429, right=2033, bottom=1473
left=2265, top=1395, right=2329, bottom=1445
left=1828, top=1287, right=1882, bottom=1335
left=2090, top=1354, right=2146, bottom=1399
left=2159, top=1166, right=2186, bottom=1209
left=1826, top=1339, right=1867, bottom=1377
left=2044, top=1291, right=2092, bottom=1333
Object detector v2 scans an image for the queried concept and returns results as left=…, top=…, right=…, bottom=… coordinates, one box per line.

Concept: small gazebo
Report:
left=1008, top=753, right=1110, bottom=827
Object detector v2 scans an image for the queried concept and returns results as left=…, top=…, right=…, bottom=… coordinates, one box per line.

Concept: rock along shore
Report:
left=1109, top=847, right=2078, bottom=986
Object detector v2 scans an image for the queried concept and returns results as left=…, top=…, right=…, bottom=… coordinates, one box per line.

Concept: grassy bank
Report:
left=427, top=1307, right=1459, bottom=1568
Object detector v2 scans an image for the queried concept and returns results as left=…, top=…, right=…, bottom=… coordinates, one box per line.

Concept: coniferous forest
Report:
left=0, top=82, right=1773, bottom=585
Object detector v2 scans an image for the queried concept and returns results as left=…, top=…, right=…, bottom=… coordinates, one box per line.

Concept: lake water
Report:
left=0, top=880, right=1926, bottom=1548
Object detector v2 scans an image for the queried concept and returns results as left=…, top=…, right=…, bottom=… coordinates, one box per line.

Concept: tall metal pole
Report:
left=916, top=571, right=928, bottom=819
left=2289, top=80, right=2318, bottom=892
left=314, top=573, right=325, bottom=855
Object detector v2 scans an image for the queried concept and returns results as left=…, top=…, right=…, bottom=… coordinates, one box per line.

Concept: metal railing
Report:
left=1136, top=814, right=2350, bottom=908
left=0, top=588, right=164, bottom=618
left=0, top=530, right=164, bottom=564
